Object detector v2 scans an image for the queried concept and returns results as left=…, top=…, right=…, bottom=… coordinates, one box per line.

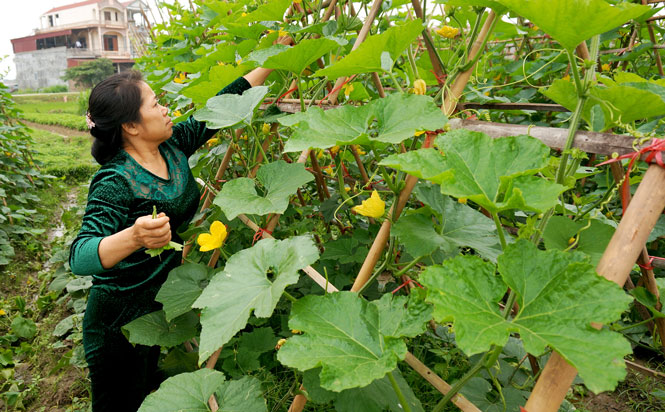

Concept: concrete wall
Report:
left=14, top=47, right=68, bottom=90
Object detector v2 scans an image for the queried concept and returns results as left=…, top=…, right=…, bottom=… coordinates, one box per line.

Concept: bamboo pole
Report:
left=328, top=0, right=384, bottom=104
left=609, top=163, right=665, bottom=351
left=443, top=11, right=497, bottom=115
left=524, top=163, right=665, bottom=412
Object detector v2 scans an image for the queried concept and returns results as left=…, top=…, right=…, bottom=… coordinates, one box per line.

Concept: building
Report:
left=10, top=0, right=152, bottom=90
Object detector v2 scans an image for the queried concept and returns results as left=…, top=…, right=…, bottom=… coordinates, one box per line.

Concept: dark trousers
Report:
left=83, top=285, right=163, bottom=412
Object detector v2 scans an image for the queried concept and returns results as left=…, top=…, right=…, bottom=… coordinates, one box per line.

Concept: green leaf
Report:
left=183, top=64, right=252, bottom=106
left=263, top=38, right=344, bottom=75
left=145, top=241, right=183, bottom=258
left=214, top=160, right=314, bottom=220
left=630, top=287, right=665, bottom=319
left=392, top=195, right=503, bottom=262
left=193, top=236, right=319, bottom=364
left=421, top=240, right=632, bottom=392
left=381, top=130, right=565, bottom=213
left=459, top=377, right=528, bottom=412
left=193, top=86, right=268, bottom=129
left=235, top=0, right=292, bottom=24
left=277, top=292, right=431, bottom=391
left=542, top=216, right=615, bottom=266
left=246, top=45, right=290, bottom=66
left=216, top=376, right=267, bottom=412
left=304, top=368, right=424, bottom=412
left=139, top=370, right=266, bottom=412
left=543, top=79, right=665, bottom=130
left=314, top=20, right=424, bottom=79
left=122, top=310, right=198, bottom=348
left=495, top=0, right=650, bottom=50
left=138, top=369, right=227, bottom=412
left=156, top=263, right=212, bottom=322
left=282, top=93, right=447, bottom=152
left=11, top=316, right=37, bottom=339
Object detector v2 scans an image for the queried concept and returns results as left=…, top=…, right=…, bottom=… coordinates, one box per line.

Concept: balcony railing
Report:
left=65, top=47, right=132, bottom=59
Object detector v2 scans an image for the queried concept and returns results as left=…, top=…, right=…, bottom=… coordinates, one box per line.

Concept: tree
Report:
left=62, top=58, right=115, bottom=88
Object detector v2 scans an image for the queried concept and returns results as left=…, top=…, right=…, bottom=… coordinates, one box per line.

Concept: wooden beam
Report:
left=448, top=119, right=641, bottom=156
left=457, top=102, right=568, bottom=112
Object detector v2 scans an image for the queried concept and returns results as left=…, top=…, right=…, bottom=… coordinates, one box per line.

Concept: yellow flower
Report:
left=278, top=29, right=288, bottom=37
left=458, top=197, right=467, bottom=204
left=173, top=110, right=182, bottom=117
left=483, top=91, right=490, bottom=96
left=415, top=130, right=426, bottom=136
left=275, top=338, right=287, bottom=350
left=197, top=221, right=228, bottom=252
left=601, top=63, right=611, bottom=72
left=218, top=61, right=225, bottom=66
left=562, top=74, right=571, bottom=81
left=353, top=190, right=385, bottom=218
left=241, top=12, right=248, bottom=16
left=294, top=0, right=302, bottom=3
left=413, top=79, right=426, bottom=95
left=343, top=83, right=354, bottom=97
left=322, top=165, right=334, bottom=175
left=436, top=25, right=459, bottom=39
left=291, top=329, right=303, bottom=334
left=174, top=72, right=186, bottom=84
left=316, top=150, right=324, bottom=159
left=262, top=123, right=271, bottom=134
left=239, top=134, right=248, bottom=140
left=568, top=236, right=576, bottom=245
left=353, top=145, right=366, bottom=155
left=206, top=137, right=219, bottom=147
left=329, top=146, right=340, bottom=155
left=0, top=309, right=5, bottom=316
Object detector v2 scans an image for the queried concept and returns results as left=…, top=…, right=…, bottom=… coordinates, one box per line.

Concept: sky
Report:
left=0, top=0, right=173, bottom=81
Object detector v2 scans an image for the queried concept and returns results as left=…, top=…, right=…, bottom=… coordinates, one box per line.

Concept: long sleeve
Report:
left=169, top=76, right=252, bottom=157
left=69, top=169, right=132, bottom=276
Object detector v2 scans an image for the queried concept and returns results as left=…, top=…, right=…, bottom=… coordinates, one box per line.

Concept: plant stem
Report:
left=491, top=211, right=507, bottom=250
left=566, top=48, right=583, bottom=96
left=389, top=71, right=404, bottom=93
left=432, top=352, right=489, bottom=412
left=297, top=75, right=305, bottom=112
left=283, top=291, right=297, bottom=303
left=387, top=371, right=412, bottom=412
left=394, top=255, right=424, bottom=277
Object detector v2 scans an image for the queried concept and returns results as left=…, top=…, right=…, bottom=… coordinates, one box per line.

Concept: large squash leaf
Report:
left=380, top=129, right=566, bottom=213
left=183, top=64, right=252, bottom=106
left=303, top=368, right=424, bottom=412
left=281, top=93, right=447, bottom=152
left=420, top=240, right=632, bottom=392
left=193, top=86, right=268, bottom=129
left=392, top=190, right=503, bottom=262
left=138, top=370, right=266, bottom=412
left=495, top=0, right=649, bottom=50
left=263, top=37, right=345, bottom=75
left=156, top=263, right=212, bottom=322
left=122, top=310, right=198, bottom=348
left=193, top=236, right=319, bottom=364
left=214, top=160, right=314, bottom=220
left=542, top=79, right=665, bottom=130
left=314, top=20, right=424, bottom=79
left=542, top=216, right=615, bottom=266
left=277, top=292, right=431, bottom=391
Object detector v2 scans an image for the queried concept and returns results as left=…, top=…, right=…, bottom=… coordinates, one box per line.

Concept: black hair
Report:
left=87, top=70, right=144, bottom=165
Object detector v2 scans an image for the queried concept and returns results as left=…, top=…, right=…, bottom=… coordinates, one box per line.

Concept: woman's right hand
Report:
left=131, top=212, right=171, bottom=249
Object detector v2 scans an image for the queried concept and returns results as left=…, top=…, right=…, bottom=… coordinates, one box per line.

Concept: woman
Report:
left=69, top=61, right=282, bottom=411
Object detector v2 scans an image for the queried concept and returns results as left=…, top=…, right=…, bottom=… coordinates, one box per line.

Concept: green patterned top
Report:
left=70, top=77, right=251, bottom=291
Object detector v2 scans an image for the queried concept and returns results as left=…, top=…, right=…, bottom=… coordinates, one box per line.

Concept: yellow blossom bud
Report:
left=436, top=25, right=459, bottom=39
left=275, top=338, right=287, bottom=350
left=412, top=79, right=426, bottom=95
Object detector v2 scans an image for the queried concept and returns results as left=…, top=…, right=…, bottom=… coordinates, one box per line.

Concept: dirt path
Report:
left=23, top=120, right=87, bottom=138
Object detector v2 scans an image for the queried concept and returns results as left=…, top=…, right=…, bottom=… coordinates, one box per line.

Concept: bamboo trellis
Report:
left=145, top=0, right=665, bottom=411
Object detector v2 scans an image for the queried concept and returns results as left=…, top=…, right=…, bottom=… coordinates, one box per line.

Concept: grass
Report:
left=16, top=92, right=88, bottom=131
left=29, top=128, right=98, bottom=180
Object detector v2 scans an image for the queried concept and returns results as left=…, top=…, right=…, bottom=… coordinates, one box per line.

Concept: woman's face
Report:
left=135, top=81, right=173, bottom=143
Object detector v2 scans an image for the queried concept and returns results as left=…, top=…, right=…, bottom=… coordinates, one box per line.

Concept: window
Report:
left=104, top=11, right=111, bottom=21
left=48, top=15, right=53, bottom=27
left=115, top=12, right=118, bottom=21
left=103, top=35, right=118, bottom=51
